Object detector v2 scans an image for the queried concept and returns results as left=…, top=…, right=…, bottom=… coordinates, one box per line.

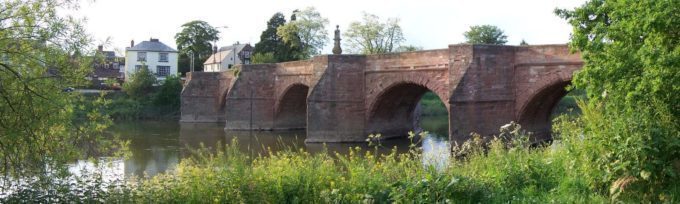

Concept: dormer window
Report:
left=137, top=52, right=146, bottom=61
left=159, top=53, right=168, bottom=62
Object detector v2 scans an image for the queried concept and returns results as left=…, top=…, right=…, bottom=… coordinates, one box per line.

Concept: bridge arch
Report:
left=366, top=82, right=449, bottom=139
left=274, top=83, right=310, bottom=130
left=517, top=79, right=571, bottom=141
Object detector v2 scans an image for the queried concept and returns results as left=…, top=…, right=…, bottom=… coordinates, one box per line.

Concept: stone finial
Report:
left=332, top=25, right=342, bottom=55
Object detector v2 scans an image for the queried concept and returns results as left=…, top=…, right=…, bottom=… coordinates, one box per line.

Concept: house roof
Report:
left=101, top=51, right=116, bottom=59
left=204, top=43, right=251, bottom=65
left=218, top=44, right=248, bottom=52
left=203, top=50, right=234, bottom=65
left=91, top=67, right=122, bottom=78
left=127, top=39, right=177, bottom=52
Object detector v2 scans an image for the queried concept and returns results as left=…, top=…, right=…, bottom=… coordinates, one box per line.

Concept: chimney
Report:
left=97, top=45, right=103, bottom=52
left=130, top=40, right=134, bottom=47
left=150, top=38, right=159, bottom=42
left=213, top=45, right=218, bottom=54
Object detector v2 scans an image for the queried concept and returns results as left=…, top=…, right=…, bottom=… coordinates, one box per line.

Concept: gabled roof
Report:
left=127, top=39, right=177, bottom=52
left=92, top=67, right=122, bottom=78
left=218, top=44, right=248, bottom=52
left=204, top=43, right=251, bottom=65
left=203, top=50, right=234, bottom=65
left=102, top=51, right=116, bottom=59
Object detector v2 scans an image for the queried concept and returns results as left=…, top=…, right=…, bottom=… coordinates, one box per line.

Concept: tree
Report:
left=463, top=25, right=508, bottom=45
left=557, top=0, right=679, bottom=199
left=153, top=75, right=182, bottom=110
left=253, top=13, right=300, bottom=62
left=277, top=7, right=329, bottom=59
left=251, top=52, right=277, bottom=64
left=0, top=0, right=123, bottom=178
left=519, top=39, right=528, bottom=46
left=174, top=20, right=220, bottom=74
left=344, top=12, right=405, bottom=54
left=122, top=66, right=156, bottom=99
left=395, top=45, right=423, bottom=52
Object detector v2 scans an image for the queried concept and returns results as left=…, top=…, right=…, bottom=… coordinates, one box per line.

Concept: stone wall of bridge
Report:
left=180, top=44, right=582, bottom=144
left=180, top=71, right=235, bottom=123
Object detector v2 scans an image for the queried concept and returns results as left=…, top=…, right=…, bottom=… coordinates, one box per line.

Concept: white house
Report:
left=203, top=43, right=253, bottom=72
left=125, top=38, right=178, bottom=80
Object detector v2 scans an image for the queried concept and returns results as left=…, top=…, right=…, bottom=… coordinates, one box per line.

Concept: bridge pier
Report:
left=306, top=55, right=368, bottom=142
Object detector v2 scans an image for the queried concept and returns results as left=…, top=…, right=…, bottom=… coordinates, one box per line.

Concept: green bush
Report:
left=557, top=1, right=680, bottom=201
left=419, top=92, right=447, bottom=116
left=99, top=74, right=182, bottom=120
left=106, top=96, right=143, bottom=120
left=555, top=100, right=680, bottom=201
left=153, top=75, right=182, bottom=109
left=122, top=66, right=156, bottom=99
left=251, top=52, right=277, bottom=64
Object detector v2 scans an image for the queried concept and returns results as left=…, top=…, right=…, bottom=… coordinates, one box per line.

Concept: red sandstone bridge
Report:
left=180, top=44, right=582, bottom=143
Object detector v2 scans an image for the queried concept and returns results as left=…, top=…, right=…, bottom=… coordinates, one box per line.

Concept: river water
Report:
left=97, top=116, right=451, bottom=178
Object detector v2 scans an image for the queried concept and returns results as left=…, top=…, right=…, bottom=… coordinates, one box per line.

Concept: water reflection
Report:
left=104, top=117, right=450, bottom=178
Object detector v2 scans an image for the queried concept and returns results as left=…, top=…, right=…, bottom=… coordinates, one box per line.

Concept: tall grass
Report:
left=105, top=106, right=673, bottom=203
left=4, top=100, right=678, bottom=203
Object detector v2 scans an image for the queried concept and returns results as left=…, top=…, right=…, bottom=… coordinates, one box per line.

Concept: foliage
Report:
left=253, top=13, right=301, bottom=62
left=104, top=95, right=143, bottom=120
left=557, top=0, right=680, bottom=200
left=463, top=25, right=508, bottom=45
left=551, top=89, right=585, bottom=118
left=251, top=52, right=277, bottom=64
left=122, top=66, right=156, bottom=99
left=17, top=123, right=673, bottom=203
left=175, top=20, right=220, bottom=74
left=418, top=92, right=447, bottom=116
left=153, top=75, right=182, bottom=109
left=556, top=0, right=679, bottom=118
left=277, top=7, right=329, bottom=59
left=395, top=45, right=423, bottom=52
left=0, top=0, right=124, bottom=179
left=3, top=120, right=679, bottom=202
left=344, top=12, right=405, bottom=54
left=117, top=69, right=181, bottom=120
left=0, top=161, right=133, bottom=203
left=103, top=85, right=181, bottom=120
left=519, top=39, right=528, bottom=46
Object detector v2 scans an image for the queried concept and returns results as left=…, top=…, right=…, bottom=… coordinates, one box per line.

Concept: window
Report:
left=134, top=65, right=148, bottom=72
left=156, top=66, right=171, bottom=76
left=137, top=52, right=147, bottom=61
left=159, top=53, right=168, bottom=62
left=244, top=59, right=250, bottom=64
left=228, top=64, right=233, bottom=69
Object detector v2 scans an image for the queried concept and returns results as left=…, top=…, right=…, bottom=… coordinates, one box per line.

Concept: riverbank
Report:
left=4, top=112, right=678, bottom=203
left=78, top=74, right=183, bottom=121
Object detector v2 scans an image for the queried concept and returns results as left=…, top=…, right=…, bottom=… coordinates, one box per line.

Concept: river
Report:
left=92, top=116, right=451, bottom=178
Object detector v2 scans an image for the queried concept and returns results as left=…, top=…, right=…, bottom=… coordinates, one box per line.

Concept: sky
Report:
left=73, top=0, right=586, bottom=56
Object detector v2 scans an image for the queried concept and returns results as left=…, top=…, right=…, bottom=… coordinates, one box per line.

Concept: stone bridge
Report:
left=181, top=44, right=582, bottom=143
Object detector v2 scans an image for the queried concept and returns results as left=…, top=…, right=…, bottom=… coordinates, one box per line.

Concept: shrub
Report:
left=251, top=52, right=277, bottom=64
left=153, top=75, right=182, bottom=109
left=122, top=66, right=156, bottom=99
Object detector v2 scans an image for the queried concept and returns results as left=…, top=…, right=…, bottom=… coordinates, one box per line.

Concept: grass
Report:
left=100, top=132, right=609, bottom=203
left=99, top=109, right=674, bottom=203
left=4, top=124, right=678, bottom=203
left=5, top=90, right=678, bottom=203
